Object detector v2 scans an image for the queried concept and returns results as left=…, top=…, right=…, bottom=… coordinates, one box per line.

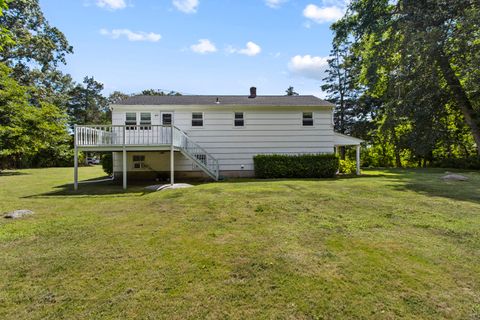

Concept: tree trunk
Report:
left=435, top=50, right=480, bottom=155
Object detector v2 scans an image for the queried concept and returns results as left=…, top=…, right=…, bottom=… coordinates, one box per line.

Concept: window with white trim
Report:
left=234, top=112, right=244, bottom=127
left=192, top=112, right=203, bottom=127
left=140, top=112, right=151, bottom=130
left=133, top=155, right=146, bottom=169
left=302, top=112, right=313, bottom=126
left=126, top=112, right=137, bottom=129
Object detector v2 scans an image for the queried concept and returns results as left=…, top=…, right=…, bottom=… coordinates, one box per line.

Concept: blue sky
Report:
left=39, top=0, right=347, bottom=97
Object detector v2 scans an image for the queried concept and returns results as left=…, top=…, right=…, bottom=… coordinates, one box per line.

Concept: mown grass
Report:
left=0, top=166, right=479, bottom=319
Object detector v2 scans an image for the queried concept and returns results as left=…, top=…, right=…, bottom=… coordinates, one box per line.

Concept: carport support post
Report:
left=74, top=124, right=78, bottom=191
left=356, top=145, right=361, bottom=175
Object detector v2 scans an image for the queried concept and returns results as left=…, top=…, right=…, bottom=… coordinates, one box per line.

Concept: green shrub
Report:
left=254, top=154, right=339, bottom=178
left=339, top=159, right=357, bottom=174
left=101, top=153, right=113, bottom=176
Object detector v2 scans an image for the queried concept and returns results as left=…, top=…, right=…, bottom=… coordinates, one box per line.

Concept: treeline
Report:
left=322, top=0, right=479, bottom=168
left=0, top=0, right=179, bottom=170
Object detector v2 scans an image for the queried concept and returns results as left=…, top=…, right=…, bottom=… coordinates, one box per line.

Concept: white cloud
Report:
left=288, top=55, right=329, bottom=80
left=227, top=41, right=262, bottom=56
left=100, top=29, right=162, bottom=42
left=190, top=39, right=217, bottom=54
left=96, top=0, right=127, bottom=10
left=265, top=0, right=287, bottom=8
left=303, top=2, right=345, bottom=24
left=173, top=0, right=199, bottom=13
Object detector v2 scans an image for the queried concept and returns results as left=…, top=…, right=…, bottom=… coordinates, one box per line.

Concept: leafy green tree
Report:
left=0, top=63, right=69, bottom=169
left=285, top=86, right=299, bottom=96
left=0, top=0, right=14, bottom=50
left=141, top=89, right=182, bottom=96
left=334, top=0, right=480, bottom=155
left=67, top=77, right=109, bottom=128
left=0, top=0, right=73, bottom=80
left=108, top=91, right=130, bottom=104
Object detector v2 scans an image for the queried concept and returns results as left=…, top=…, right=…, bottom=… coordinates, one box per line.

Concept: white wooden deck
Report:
left=73, top=125, right=220, bottom=189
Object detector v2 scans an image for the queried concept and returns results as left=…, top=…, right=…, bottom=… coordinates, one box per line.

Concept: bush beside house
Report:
left=339, top=159, right=357, bottom=174
left=254, top=154, right=339, bottom=178
left=101, top=153, right=113, bottom=176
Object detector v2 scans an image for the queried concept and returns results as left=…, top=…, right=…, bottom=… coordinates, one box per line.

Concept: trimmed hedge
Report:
left=254, top=154, right=339, bottom=178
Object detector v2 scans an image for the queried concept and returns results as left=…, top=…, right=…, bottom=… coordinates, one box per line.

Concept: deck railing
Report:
left=74, top=125, right=219, bottom=180
left=75, top=125, right=174, bottom=147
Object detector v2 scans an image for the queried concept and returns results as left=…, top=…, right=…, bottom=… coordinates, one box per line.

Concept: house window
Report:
left=126, top=112, right=137, bottom=129
left=133, top=155, right=146, bottom=169
left=302, top=112, right=313, bottom=126
left=162, top=113, right=172, bottom=125
left=234, top=112, right=244, bottom=127
left=192, top=112, right=203, bottom=127
left=140, top=112, right=151, bottom=130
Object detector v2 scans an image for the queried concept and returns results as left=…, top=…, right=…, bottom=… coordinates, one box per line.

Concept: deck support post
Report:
left=122, top=126, right=127, bottom=190
left=74, top=146, right=78, bottom=190
left=122, top=149, right=127, bottom=190
left=170, top=124, right=174, bottom=186
left=74, top=125, right=79, bottom=190
left=356, top=145, right=361, bottom=176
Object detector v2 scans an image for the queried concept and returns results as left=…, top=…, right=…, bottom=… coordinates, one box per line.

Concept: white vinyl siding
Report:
left=112, top=107, right=334, bottom=173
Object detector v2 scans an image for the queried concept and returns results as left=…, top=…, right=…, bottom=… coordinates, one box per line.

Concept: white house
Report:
left=73, top=87, right=363, bottom=189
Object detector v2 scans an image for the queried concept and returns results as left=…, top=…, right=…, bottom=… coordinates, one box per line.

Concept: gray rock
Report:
left=441, top=174, right=469, bottom=181
left=4, top=209, right=34, bottom=219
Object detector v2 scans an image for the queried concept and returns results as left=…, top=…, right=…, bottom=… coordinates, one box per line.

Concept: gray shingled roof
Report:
left=115, top=95, right=334, bottom=107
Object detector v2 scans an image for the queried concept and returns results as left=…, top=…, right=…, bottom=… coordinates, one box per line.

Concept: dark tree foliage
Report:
left=67, top=77, right=109, bottom=128
left=108, top=91, right=130, bottom=104
left=329, top=0, right=479, bottom=167
left=285, top=86, right=299, bottom=96
left=141, top=89, right=182, bottom=96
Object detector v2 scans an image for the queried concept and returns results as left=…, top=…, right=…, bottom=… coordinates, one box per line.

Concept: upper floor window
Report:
left=140, top=113, right=151, bottom=125
left=234, top=112, right=245, bottom=127
left=140, top=112, right=151, bottom=129
left=192, top=112, right=203, bottom=127
left=302, top=112, right=313, bottom=126
left=126, top=112, right=137, bottom=129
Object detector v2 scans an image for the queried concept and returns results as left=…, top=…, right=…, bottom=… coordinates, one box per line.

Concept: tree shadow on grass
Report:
left=0, top=171, right=29, bottom=177
left=381, top=168, right=480, bottom=205
left=23, top=179, right=148, bottom=198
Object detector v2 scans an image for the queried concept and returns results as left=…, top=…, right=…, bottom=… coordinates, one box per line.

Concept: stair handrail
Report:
left=173, top=126, right=219, bottom=180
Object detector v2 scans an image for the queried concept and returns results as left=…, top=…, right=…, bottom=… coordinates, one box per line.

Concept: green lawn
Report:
left=0, top=167, right=479, bottom=319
